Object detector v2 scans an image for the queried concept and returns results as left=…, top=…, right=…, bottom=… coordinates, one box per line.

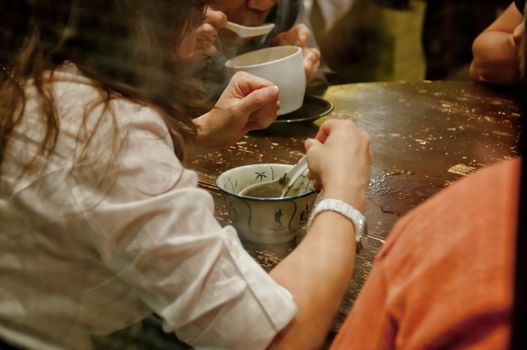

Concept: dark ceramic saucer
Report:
left=273, top=95, right=334, bottom=125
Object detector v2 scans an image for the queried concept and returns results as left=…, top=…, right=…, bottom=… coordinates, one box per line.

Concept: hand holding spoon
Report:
left=224, top=21, right=275, bottom=38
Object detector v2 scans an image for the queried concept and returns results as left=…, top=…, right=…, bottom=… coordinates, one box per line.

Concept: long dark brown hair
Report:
left=0, top=0, right=208, bottom=172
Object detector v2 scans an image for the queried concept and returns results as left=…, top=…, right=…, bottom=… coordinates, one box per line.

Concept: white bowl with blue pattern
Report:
left=217, top=163, right=317, bottom=244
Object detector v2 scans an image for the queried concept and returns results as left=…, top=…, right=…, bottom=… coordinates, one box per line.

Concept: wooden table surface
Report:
left=190, top=80, right=521, bottom=329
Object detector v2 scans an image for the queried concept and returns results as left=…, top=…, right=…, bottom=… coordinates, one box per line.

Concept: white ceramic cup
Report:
left=225, top=46, right=306, bottom=115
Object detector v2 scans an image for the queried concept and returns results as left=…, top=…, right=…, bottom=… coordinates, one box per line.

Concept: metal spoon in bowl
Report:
left=224, top=21, right=275, bottom=38
left=239, top=155, right=309, bottom=198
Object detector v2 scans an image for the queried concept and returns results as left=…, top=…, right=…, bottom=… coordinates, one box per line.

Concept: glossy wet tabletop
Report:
left=190, top=80, right=521, bottom=329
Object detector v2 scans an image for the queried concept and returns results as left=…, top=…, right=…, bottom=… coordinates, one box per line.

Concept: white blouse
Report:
left=0, top=68, right=296, bottom=350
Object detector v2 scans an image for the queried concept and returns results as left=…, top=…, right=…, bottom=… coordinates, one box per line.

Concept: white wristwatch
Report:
left=308, top=198, right=367, bottom=253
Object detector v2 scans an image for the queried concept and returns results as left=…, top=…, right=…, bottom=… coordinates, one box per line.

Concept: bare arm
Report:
left=470, top=2, right=524, bottom=85
left=268, top=120, right=371, bottom=349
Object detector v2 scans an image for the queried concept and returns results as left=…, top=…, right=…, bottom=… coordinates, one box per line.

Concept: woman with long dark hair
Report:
left=0, top=1, right=371, bottom=349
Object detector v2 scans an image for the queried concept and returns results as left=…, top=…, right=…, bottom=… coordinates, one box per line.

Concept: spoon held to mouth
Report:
left=224, top=21, right=275, bottom=38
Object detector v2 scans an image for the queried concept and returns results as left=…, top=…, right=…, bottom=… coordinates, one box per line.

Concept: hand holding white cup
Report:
left=225, top=46, right=306, bottom=115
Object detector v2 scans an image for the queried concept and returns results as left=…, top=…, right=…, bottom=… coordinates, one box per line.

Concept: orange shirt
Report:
left=331, top=158, right=520, bottom=350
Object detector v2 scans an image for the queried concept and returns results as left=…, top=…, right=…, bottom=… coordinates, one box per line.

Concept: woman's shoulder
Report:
left=48, top=64, right=170, bottom=137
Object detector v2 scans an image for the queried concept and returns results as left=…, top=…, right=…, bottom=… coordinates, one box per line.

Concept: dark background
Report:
left=311, top=0, right=513, bottom=83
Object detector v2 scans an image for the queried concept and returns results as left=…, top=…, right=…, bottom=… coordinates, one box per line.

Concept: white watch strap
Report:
left=308, top=198, right=366, bottom=252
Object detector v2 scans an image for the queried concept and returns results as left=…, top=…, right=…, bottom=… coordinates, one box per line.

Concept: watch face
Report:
left=353, top=214, right=367, bottom=235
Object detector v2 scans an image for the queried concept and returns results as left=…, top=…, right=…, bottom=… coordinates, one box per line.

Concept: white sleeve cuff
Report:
left=163, top=226, right=297, bottom=350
